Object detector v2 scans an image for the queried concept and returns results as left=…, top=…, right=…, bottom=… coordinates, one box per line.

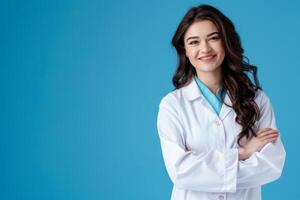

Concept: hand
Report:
left=238, top=128, right=279, bottom=160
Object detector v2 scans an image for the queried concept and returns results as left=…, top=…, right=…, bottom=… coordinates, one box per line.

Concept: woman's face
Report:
left=184, top=20, right=225, bottom=74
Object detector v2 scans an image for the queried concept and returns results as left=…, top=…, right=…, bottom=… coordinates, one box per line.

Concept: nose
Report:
left=200, top=40, right=212, bottom=53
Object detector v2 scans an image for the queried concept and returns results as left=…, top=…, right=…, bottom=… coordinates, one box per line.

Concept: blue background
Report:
left=1, top=0, right=297, bottom=199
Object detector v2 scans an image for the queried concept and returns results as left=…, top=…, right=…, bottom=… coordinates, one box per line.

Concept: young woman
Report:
left=156, top=4, right=286, bottom=200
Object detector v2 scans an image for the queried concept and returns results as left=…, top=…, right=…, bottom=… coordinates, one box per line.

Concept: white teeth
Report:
left=201, top=55, right=214, bottom=60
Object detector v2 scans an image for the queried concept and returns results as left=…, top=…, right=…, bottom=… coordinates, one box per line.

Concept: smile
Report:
left=199, top=54, right=216, bottom=61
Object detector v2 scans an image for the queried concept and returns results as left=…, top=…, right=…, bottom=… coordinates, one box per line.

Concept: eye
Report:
left=189, top=41, right=199, bottom=45
left=209, top=36, right=220, bottom=41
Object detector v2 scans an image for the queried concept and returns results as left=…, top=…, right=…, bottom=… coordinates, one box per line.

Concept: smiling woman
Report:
left=156, top=4, right=286, bottom=200
left=184, top=20, right=225, bottom=94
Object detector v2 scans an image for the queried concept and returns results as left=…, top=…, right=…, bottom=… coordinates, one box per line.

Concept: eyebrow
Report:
left=186, top=32, right=220, bottom=42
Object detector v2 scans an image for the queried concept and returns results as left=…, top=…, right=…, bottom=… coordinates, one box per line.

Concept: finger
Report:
left=260, top=133, right=279, bottom=141
left=257, top=130, right=278, bottom=138
left=260, top=130, right=279, bottom=138
left=263, top=137, right=278, bottom=145
left=257, top=128, right=273, bottom=135
left=262, top=135, right=278, bottom=143
left=258, top=128, right=277, bottom=134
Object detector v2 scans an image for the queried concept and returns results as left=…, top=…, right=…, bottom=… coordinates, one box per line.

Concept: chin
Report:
left=197, top=65, right=221, bottom=73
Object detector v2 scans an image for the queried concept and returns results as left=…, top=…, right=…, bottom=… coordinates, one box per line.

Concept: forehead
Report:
left=184, top=20, right=219, bottom=40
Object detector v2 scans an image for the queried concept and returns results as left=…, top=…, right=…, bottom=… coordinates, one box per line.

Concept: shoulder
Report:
left=158, top=78, right=197, bottom=109
left=158, top=88, right=184, bottom=110
left=254, top=88, right=272, bottom=108
left=253, top=89, right=278, bottom=130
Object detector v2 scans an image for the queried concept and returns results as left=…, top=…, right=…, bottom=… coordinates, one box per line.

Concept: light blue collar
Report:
left=194, top=75, right=225, bottom=115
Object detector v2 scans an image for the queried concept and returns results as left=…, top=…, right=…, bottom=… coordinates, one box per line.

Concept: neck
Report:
left=196, top=69, right=222, bottom=95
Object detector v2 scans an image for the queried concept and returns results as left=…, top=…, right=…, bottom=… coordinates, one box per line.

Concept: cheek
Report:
left=186, top=48, right=197, bottom=57
left=219, top=49, right=225, bottom=60
left=217, top=47, right=225, bottom=57
left=215, top=43, right=225, bottom=54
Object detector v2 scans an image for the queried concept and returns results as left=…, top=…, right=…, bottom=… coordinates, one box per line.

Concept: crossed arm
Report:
left=156, top=93, right=286, bottom=192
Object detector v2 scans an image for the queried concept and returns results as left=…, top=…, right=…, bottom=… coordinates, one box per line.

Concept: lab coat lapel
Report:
left=219, top=91, right=233, bottom=120
left=182, top=78, right=201, bottom=101
left=182, top=78, right=234, bottom=120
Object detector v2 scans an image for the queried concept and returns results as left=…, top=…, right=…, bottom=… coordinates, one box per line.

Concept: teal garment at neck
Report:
left=194, top=75, right=225, bottom=116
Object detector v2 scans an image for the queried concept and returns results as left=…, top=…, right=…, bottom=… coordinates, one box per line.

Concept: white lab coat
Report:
left=156, top=78, right=286, bottom=200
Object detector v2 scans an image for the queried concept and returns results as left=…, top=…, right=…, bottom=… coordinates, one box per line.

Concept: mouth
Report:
left=198, top=54, right=217, bottom=61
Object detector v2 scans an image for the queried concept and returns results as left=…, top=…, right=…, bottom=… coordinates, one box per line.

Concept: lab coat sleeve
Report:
left=157, top=96, right=239, bottom=192
left=236, top=91, right=286, bottom=189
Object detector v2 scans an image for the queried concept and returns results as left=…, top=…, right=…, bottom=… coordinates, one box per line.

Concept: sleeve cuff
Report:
left=223, top=148, right=238, bottom=192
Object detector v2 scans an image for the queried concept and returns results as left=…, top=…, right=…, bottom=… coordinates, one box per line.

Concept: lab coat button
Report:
left=215, top=119, right=221, bottom=126
left=218, top=195, right=224, bottom=200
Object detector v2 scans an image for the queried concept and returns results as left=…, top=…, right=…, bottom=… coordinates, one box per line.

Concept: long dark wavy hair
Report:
left=171, top=4, right=262, bottom=145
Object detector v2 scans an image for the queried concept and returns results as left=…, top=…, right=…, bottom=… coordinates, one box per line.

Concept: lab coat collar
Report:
left=182, top=78, right=202, bottom=101
left=220, top=92, right=233, bottom=120
left=182, top=77, right=233, bottom=119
